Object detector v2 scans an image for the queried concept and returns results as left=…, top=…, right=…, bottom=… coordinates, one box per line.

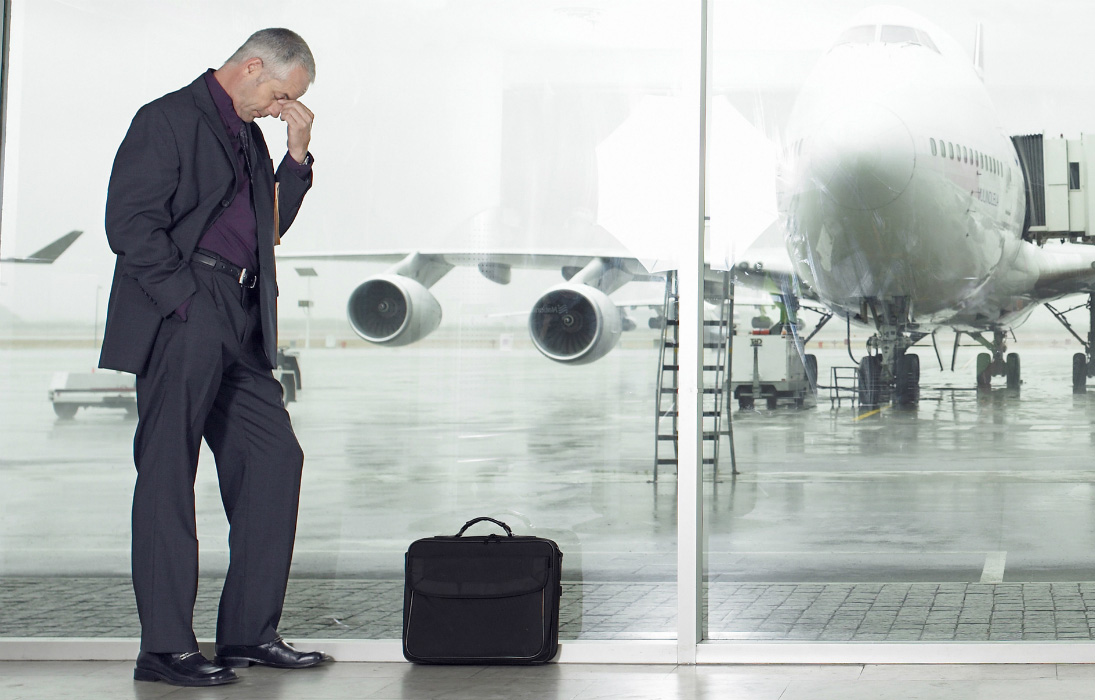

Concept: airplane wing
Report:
left=0, top=230, right=83, bottom=264
left=1029, top=241, right=1095, bottom=298
left=276, top=248, right=663, bottom=281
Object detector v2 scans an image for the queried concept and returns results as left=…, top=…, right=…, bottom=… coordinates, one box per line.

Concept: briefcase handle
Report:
left=455, top=517, right=514, bottom=537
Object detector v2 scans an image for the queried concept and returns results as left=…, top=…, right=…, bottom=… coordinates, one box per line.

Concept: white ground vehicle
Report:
left=729, top=313, right=816, bottom=410
left=49, top=370, right=136, bottom=419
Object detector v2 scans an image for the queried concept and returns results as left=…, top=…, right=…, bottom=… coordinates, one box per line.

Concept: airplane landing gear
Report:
left=1045, top=293, right=1095, bottom=395
left=855, top=297, right=923, bottom=409
left=970, top=330, right=1018, bottom=392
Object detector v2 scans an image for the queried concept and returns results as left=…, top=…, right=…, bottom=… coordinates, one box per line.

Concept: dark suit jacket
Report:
left=99, top=74, right=311, bottom=375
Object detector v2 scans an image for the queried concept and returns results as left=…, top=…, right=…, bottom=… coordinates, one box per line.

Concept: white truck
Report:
left=729, top=318, right=817, bottom=410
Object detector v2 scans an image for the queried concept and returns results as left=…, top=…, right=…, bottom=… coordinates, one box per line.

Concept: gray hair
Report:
left=225, top=28, right=315, bottom=83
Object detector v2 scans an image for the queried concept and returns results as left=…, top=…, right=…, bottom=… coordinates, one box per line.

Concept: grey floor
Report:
left=9, top=661, right=1095, bottom=699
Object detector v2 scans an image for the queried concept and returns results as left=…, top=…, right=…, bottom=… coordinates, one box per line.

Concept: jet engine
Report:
left=528, top=284, right=622, bottom=364
left=347, top=274, right=442, bottom=346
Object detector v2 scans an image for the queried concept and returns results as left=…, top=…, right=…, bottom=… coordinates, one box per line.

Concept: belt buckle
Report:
left=238, top=268, right=257, bottom=289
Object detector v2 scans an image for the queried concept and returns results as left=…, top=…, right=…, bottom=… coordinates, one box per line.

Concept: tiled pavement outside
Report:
left=6, top=577, right=1095, bottom=642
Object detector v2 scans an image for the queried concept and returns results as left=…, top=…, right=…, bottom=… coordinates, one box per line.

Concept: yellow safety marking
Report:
left=854, top=404, right=891, bottom=421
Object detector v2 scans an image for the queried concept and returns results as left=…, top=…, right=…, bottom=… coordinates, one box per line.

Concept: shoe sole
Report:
left=215, top=656, right=328, bottom=669
left=134, top=668, right=239, bottom=686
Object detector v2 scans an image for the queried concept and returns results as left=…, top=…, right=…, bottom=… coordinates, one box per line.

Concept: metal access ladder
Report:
left=653, top=271, right=733, bottom=482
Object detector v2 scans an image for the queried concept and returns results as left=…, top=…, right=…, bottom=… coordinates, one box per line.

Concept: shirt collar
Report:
left=203, top=68, right=244, bottom=140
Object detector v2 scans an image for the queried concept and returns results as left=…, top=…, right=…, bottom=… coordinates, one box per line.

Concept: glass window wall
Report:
left=706, top=0, right=1095, bottom=646
left=0, top=0, right=699, bottom=645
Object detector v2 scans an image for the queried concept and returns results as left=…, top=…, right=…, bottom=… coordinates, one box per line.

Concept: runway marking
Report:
left=854, top=404, right=891, bottom=421
left=980, top=551, right=1007, bottom=583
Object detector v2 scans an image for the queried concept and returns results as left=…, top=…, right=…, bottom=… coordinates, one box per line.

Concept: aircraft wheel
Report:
left=976, top=352, right=992, bottom=390
left=895, top=354, right=920, bottom=406
left=858, top=355, right=882, bottom=408
left=805, top=354, right=818, bottom=393
left=1074, top=353, right=1087, bottom=394
left=1005, top=353, right=1020, bottom=391
left=52, top=403, right=78, bottom=419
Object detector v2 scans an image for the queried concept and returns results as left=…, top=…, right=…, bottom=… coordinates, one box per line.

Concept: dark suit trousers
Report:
left=131, top=262, right=303, bottom=653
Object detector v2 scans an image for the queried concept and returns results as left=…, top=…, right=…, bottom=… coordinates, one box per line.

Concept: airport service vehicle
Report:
left=49, top=370, right=136, bottom=418
left=730, top=323, right=816, bottom=410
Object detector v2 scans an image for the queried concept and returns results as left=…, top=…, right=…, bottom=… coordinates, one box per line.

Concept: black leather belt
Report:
left=191, top=250, right=258, bottom=288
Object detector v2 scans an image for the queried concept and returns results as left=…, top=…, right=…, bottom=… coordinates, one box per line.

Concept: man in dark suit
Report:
left=100, top=28, right=330, bottom=687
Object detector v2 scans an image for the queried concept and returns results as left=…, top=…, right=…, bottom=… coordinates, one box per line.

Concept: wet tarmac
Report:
left=3, top=338, right=1095, bottom=641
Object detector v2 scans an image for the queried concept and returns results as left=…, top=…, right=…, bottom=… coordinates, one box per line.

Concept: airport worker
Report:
left=98, top=28, right=329, bottom=687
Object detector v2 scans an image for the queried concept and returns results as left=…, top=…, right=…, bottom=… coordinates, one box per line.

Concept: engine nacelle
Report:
left=528, top=284, right=622, bottom=364
left=347, top=274, right=442, bottom=346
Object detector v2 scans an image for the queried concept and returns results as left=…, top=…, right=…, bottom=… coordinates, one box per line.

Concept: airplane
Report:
left=0, top=230, right=84, bottom=264
left=279, top=5, right=1095, bottom=410
left=735, top=5, right=1095, bottom=406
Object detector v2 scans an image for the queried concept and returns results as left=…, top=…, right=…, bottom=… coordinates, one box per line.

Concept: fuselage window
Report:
left=948, top=142, right=954, bottom=159
left=930, top=138, right=937, bottom=156
left=962, top=146, right=968, bottom=163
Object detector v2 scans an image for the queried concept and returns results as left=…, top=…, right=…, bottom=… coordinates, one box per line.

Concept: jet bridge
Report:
left=1015, top=133, right=1095, bottom=243
left=1014, top=132, right=1095, bottom=392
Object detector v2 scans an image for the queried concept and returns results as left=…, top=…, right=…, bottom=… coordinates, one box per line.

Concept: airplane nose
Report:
left=805, top=103, right=915, bottom=210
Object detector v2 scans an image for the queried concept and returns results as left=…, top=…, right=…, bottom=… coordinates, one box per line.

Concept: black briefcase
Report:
left=403, top=517, right=563, bottom=664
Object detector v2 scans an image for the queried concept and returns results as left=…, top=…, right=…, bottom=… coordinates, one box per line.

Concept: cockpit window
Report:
left=880, top=25, right=919, bottom=44
left=833, top=24, right=940, bottom=53
left=834, top=25, right=877, bottom=46
left=879, top=25, right=941, bottom=53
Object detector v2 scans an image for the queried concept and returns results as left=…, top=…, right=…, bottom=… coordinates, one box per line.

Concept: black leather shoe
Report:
left=133, top=651, right=238, bottom=687
left=215, top=637, right=331, bottom=669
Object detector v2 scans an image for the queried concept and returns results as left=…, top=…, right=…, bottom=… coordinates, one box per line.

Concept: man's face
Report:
left=234, top=62, right=310, bottom=123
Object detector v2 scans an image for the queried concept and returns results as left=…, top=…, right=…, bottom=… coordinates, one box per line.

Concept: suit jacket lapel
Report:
left=187, top=75, right=237, bottom=186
